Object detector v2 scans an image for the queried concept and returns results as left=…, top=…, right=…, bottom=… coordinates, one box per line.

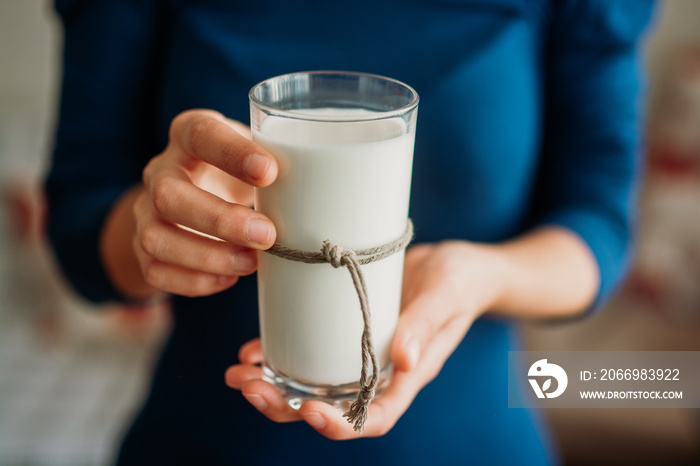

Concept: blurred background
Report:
left=0, top=3, right=171, bottom=464
left=1, top=1, right=699, bottom=464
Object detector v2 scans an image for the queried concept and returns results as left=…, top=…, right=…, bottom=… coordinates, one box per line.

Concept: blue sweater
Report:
left=46, top=1, right=654, bottom=464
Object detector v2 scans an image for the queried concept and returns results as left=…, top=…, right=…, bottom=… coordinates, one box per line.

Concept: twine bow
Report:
left=266, top=219, right=414, bottom=432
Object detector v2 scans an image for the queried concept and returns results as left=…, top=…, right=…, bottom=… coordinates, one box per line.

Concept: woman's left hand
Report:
left=224, top=241, right=503, bottom=439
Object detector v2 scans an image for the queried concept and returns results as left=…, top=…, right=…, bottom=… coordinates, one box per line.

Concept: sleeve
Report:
left=529, top=0, right=657, bottom=309
left=45, top=0, right=166, bottom=303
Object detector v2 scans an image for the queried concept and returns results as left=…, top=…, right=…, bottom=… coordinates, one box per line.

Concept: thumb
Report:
left=391, top=291, right=446, bottom=373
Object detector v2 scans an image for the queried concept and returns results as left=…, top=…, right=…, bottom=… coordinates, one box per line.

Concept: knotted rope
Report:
left=266, top=219, right=414, bottom=433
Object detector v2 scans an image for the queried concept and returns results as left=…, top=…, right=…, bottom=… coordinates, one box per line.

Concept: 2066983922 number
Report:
left=600, top=368, right=680, bottom=381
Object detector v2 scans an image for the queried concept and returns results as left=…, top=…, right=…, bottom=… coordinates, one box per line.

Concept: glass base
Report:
left=262, top=362, right=393, bottom=411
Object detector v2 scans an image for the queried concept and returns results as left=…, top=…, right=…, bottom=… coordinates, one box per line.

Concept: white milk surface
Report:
left=254, top=108, right=414, bottom=385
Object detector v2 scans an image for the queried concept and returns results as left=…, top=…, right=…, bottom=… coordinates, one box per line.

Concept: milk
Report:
left=254, top=109, right=415, bottom=386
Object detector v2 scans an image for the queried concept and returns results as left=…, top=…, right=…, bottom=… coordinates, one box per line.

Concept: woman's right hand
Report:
left=126, top=109, right=278, bottom=298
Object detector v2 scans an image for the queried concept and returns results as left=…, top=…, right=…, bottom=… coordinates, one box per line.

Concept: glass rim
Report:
left=248, top=70, right=419, bottom=122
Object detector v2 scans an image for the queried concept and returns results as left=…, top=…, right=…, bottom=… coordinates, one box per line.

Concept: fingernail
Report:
left=234, top=250, right=257, bottom=273
left=247, top=218, right=272, bottom=246
left=302, top=412, right=326, bottom=430
left=245, top=154, right=270, bottom=180
left=243, top=393, right=267, bottom=411
left=405, top=338, right=420, bottom=370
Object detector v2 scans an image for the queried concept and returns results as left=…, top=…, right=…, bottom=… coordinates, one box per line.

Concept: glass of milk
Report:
left=249, top=71, right=418, bottom=409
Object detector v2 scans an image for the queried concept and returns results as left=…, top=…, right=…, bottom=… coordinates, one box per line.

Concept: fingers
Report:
left=133, top=234, right=239, bottom=297
left=226, top=338, right=301, bottom=423
left=296, top=374, right=414, bottom=439
left=224, top=366, right=303, bottom=423
left=143, top=169, right=276, bottom=249
left=137, top=211, right=258, bottom=276
left=238, top=338, right=263, bottom=364
left=226, top=342, right=417, bottom=439
left=226, top=376, right=407, bottom=436
left=226, top=336, right=406, bottom=434
left=226, top=361, right=424, bottom=439
left=225, top=366, right=287, bottom=417
left=224, top=363, right=262, bottom=389
left=169, top=109, right=278, bottom=187
left=132, top=110, right=280, bottom=297
left=241, top=379, right=303, bottom=423
left=132, top=187, right=259, bottom=296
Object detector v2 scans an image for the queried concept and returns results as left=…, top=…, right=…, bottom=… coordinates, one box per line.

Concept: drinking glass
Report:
left=250, top=71, right=418, bottom=409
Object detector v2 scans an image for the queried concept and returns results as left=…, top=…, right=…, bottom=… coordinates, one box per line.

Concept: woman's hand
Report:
left=101, top=109, right=278, bottom=299
left=225, top=241, right=504, bottom=439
